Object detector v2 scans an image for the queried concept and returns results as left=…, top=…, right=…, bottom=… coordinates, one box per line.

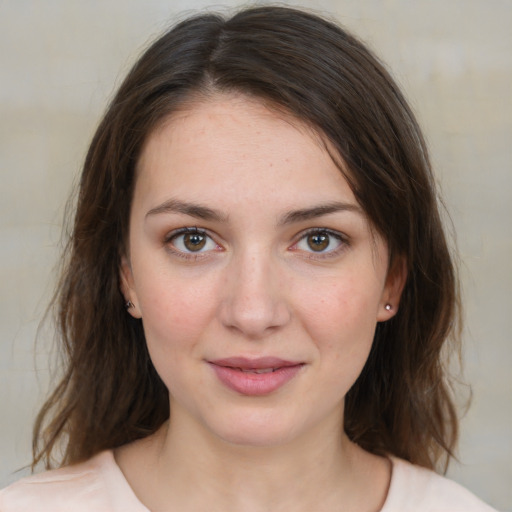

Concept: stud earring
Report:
left=385, top=303, right=392, bottom=311
left=125, top=300, right=134, bottom=309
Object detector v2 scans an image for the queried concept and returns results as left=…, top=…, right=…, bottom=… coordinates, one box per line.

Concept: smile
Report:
left=208, top=357, right=305, bottom=396
left=239, top=367, right=276, bottom=374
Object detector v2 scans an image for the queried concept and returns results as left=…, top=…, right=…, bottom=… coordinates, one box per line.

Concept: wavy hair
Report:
left=33, top=6, right=461, bottom=472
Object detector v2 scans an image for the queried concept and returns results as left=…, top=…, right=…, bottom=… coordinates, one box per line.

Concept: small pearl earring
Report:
left=385, top=303, right=392, bottom=311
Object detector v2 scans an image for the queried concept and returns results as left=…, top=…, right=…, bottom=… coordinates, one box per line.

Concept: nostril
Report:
left=219, top=295, right=291, bottom=338
left=217, top=256, right=291, bottom=337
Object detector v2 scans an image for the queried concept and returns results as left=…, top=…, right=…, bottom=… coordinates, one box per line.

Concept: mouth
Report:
left=208, top=357, right=305, bottom=395
left=238, top=367, right=277, bottom=374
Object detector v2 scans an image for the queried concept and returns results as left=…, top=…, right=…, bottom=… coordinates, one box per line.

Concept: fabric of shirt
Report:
left=0, top=450, right=498, bottom=511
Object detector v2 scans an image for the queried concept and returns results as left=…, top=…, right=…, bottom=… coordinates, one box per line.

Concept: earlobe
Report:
left=377, top=256, right=407, bottom=322
left=120, top=256, right=142, bottom=319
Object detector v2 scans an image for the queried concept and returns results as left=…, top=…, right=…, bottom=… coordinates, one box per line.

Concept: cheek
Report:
left=294, top=272, right=381, bottom=383
left=296, top=272, right=381, bottom=339
left=135, top=266, right=220, bottom=355
left=137, top=273, right=220, bottom=395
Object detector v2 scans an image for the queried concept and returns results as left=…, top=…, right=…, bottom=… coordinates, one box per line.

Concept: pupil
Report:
left=184, top=233, right=206, bottom=251
left=308, top=233, right=329, bottom=251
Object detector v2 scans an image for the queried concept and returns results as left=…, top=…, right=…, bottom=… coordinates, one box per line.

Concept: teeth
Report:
left=239, top=367, right=276, bottom=374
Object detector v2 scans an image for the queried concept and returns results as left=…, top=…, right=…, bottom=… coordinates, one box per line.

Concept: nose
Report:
left=218, top=250, right=291, bottom=339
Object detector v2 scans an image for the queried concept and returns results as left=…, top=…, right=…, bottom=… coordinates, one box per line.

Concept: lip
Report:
left=208, top=357, right=305, bottom=396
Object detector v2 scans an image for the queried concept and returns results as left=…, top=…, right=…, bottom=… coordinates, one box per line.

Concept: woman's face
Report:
left=122, top=94, right=403, bottom=447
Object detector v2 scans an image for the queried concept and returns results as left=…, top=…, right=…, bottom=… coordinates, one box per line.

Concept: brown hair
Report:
left=33, top=6, right=460, bottom=471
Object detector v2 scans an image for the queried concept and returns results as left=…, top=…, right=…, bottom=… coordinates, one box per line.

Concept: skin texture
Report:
left=118, top=94, right=405, bottom=512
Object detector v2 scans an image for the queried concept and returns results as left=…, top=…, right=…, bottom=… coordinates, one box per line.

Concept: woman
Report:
left=0, top=6, right=497, bottom=511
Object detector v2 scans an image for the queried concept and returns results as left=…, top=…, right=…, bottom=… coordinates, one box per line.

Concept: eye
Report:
left=168, top=228, right=218, bottom=254
left=293, top=229, right=345, bottom=254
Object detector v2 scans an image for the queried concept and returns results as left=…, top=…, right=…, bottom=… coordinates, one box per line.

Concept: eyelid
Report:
left=164, top=227, right=223, bottom=259
left=164, top=226, right=204, bottom=242
left=290, top=227, right=349, bottom=258
left=162, top=226, right=349, bottom=261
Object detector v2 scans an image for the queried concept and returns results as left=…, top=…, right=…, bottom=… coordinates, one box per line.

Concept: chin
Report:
left=203, top=407, right=307, bottom=448
left=216, top=425, right=298, bottom=448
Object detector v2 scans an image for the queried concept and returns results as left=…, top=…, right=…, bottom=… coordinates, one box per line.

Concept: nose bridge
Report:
left=219, top=245, right=290, bottom=338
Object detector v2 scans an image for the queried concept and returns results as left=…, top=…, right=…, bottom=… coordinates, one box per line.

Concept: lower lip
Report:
left=209, top=363, right=304, bottom=396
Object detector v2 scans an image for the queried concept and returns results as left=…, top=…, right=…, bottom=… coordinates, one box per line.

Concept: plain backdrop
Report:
left=1, top=1, right=511, bottom=510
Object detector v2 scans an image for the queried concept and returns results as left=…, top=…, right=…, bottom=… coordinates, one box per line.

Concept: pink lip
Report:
left=208, top=357, right=304, bottom=396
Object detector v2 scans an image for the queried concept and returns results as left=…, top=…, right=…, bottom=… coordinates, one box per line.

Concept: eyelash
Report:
left=164, top=227, right=220, bottom=260
left=291, top=228, right=349, bottom=260
left=163, top=227, right=349, bottom=261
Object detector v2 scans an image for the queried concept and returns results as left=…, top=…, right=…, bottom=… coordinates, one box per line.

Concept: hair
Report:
left=33, top=5, right=461, bottom=472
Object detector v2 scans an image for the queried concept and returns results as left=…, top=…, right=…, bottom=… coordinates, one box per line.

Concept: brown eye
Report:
left=169, top=229, right=217, bottom=254
left=293, top=229, right=345, bottom=256
left=307, top=232, right=330, bottom=252
left=183, top=232, right=207, bottom=251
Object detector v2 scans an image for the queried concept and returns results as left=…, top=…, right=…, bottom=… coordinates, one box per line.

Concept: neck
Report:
left=165, top=414, right=347, bottom=510
left=116, top=406, right=390, bottom=512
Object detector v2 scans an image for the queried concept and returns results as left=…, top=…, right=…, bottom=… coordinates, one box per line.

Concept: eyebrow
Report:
left=145, top=199, right=228, bottom=222
left=277, top=202, right=363, bottom=226
left=145, top=199, right=362, bottom=224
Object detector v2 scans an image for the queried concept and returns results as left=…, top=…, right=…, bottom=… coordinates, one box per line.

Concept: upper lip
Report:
left=208, top=357, right=303, bottom=370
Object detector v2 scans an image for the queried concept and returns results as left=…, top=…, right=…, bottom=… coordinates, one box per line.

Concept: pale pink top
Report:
left=0, top=450, right=497, bottom=511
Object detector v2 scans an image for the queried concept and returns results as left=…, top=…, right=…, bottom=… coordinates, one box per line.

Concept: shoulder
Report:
left=0, top=450, right=147, bottom=512
left=381, top=457, right=498, bottom=512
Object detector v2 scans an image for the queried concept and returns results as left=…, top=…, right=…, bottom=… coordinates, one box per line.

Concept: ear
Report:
left=120, top=256, right=142, bottom=319
left=377, top=255, right=407, bottom=322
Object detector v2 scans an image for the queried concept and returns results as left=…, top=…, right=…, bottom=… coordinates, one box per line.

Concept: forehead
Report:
left=134, top=94, right=357, bottom=213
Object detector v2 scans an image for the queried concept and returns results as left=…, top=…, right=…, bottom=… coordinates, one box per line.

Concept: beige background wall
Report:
left=1, top=1, right=510, bottom=510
